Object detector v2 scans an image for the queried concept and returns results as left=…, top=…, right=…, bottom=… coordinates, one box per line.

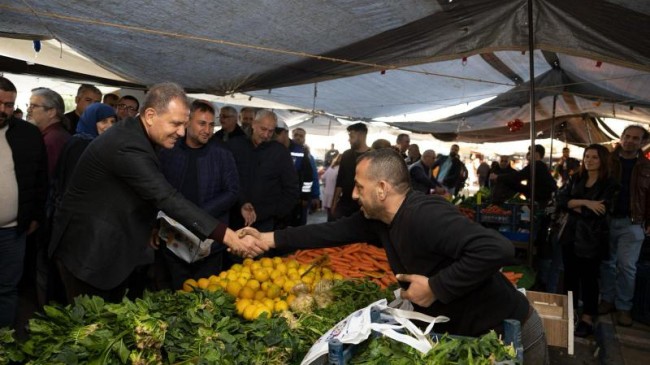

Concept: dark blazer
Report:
left=5, top=117, right=48, bottom=233
left=49, top=117, right=222, bottom=290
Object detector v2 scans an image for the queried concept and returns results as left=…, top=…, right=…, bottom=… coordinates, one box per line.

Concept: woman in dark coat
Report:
left=556, top=144, right=619, bottom=337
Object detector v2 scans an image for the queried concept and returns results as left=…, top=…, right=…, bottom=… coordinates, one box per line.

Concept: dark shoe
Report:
left=598, top=300, right=615, bottom=315
left=617, top=310, right=633, bottom=327
left=574, top=320, right=594, bottom=338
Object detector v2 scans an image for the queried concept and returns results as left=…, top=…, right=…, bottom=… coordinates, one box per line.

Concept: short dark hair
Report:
left=141, top=83, right=188, bottom=115
left=103, top=93, right=119, bottom=102
left=371, top=138, right=391, bottom=150
left=622, top=125, right=650, bottom=141
left=347, top=122, right=367, bottom=134
left=191, top=100, right=215, bottom=115
left=76, top=84, right=102, bottom=98
left=0, top=76, right=17, bottom=93
left=119, top=95, right=140, bottom=111
left=529, top=144, right=545, bottom=158
left=396, top=133, right=409, bottom=142
left=359, top=148, right=410, bottom=194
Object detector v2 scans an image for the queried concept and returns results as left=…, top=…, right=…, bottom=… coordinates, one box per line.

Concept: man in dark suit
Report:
left=49, top=82, right=263, bottom=303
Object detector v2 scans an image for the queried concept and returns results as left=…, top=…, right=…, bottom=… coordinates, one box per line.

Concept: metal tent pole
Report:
left=527, top=0, right=536, bottom=267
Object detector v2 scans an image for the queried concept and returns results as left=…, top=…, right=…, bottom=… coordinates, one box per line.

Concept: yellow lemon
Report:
left=301, top=275, right=314, bottom=286
left=266, top=284, right=281, bottom=299
left=226, top=281, right=242, bottom=297
left=243, top=258, right=254, bottom=267
left=286, top=259, right=299, bottom=269
left=269, top=270, right=283, bottom=280
left=251, top=261, right=262, bottom=270
left=246, top=279, right=261, bottom=291
left=283, top=280, right=296, bottom=294
left=208, top=275, right=220, bottom=285
left=243, top=304, right=258, bottom=320
left=239, top=286, right=255, bottom=300
left=253, top=269, right=269, bottom=282
left=273, top=276, right=286, bottom=288
left=261, top=281, right=270, bottom=291
left=253, top=306, right=271, bottom=319
left=254, top=290, right=266, bottom=301
left=272, top=256, right=283, bottom=266
left=207, top=284, right=219, bottom=292
left=333, top=273, right=344, bottom=280
left=237, top=277, right=248, bottom=287
left=262, top=298, right=275, bottom=310
left=219, top=271, right=228, bottom=279
left=275, top=263, right=288, bottom=274
left=274, top=300, right=289, bottom=312
left=241, top=266, right=251, bottom=275
left=260, top=257, right=274, bottom=268
left=197, top=278, right=210, bottom=290
left=182, top=278, right=198, bottom=292
left=288, top=272, right=301, bottom=281
left=286, top=294, right=296, bottom=305
left=230, top=263, right=243, bottom=272
left=226, top=271, right=239, bottom=282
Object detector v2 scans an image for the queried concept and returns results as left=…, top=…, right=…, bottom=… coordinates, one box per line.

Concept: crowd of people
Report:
left=2, top=75, right=649, bottom=364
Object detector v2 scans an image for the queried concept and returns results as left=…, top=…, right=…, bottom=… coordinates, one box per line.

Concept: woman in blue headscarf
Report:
left=53, top=103, right=117, bottom=205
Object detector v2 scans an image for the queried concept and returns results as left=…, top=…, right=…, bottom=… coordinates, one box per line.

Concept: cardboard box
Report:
left=526, top=290, right=574, bottom=355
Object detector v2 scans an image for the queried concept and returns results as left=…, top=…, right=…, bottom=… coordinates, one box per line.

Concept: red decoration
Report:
left=596, top=61, right=602, bottom=68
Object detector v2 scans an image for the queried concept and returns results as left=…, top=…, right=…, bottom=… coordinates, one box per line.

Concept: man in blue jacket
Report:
left=157, top=100, right=240, bottom=289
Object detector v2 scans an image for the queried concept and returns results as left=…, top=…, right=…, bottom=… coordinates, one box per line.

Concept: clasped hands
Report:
left=226, top=227, right=274, bottom=258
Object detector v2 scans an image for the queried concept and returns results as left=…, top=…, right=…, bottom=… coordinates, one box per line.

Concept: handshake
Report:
left=226, top=227, right=275, bottom=258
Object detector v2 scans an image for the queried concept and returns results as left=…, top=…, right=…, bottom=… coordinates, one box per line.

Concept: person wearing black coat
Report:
left=556, top=144, right=619, bottom=337
left=48, top=83, right=262, bottom=303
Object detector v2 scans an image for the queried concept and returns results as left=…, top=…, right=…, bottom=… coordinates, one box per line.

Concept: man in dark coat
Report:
left=49, top=83, right=262, bottom=303
left=241, top=149, right=549, bottom=365
left=0, top=76, right=47, bottom=328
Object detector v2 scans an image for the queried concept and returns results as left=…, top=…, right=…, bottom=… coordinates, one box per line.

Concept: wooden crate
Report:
left=526, top=290, right=574, bottom=355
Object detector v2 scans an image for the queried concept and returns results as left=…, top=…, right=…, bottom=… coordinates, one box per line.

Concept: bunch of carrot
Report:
left=288, top=243, right=396, bottom=289
left=502, top=271, right=524, bottom=287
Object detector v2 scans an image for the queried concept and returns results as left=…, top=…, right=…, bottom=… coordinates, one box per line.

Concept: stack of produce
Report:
left=183, top=256, right=344, bottom=320
left=0, top=279, right=519, bottom=364
left=288, top=243, right=396, bottom=288
left=480, top=205, right=512, bottom=216
left=457, top=206, right=476, bottom=221
left=502, top=271, right=524, bottom=287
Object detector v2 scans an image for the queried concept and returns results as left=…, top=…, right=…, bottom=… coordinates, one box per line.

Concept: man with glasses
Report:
left=0, top=76, right=47, bottom=329
left=63, top=84, right=102, bottom=133
left=116, top=95, right=140, bottom=121
left=27, top=88, right=71, bottom=179
left=214, top=105, right=246, bottom=142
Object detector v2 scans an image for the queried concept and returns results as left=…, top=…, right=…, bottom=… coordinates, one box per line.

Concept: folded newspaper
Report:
left=157, top=211, right=213, bottom=263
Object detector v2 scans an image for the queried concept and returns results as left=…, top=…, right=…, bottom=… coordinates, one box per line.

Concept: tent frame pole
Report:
left=527, top=0, right=536, bottom=268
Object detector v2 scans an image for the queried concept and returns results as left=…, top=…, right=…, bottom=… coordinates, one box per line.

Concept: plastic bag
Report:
left=301, top=298, right=449, bottom=365
left=157, top=211, right=213, bottom=263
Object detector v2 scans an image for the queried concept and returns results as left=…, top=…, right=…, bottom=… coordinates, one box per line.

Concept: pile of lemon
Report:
left=182, top=256, right=344, bottom=320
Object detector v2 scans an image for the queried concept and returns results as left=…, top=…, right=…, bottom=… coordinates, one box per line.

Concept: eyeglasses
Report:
left=117, top=104, right=138, bottom=112
left=28, top=103, right=51, bottom=110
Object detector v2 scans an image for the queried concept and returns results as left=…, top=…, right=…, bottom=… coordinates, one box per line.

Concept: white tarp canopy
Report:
left=1, top=0, right=649, bottom=140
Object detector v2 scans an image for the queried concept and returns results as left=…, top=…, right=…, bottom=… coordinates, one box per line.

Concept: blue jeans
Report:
left=600, top=218, right=645, bottom=310
left=0, top=227, right=26, bottom=328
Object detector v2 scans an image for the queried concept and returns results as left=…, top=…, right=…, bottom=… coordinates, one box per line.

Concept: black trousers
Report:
left=56, top=259, right=128, bottom=304
left=562, top=245, right=600, bottom=317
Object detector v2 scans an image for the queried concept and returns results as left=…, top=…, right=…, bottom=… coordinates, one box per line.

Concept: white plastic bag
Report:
left=157, top=211, right=213, bottom=263
left=301, top=298, right=450, bottom=365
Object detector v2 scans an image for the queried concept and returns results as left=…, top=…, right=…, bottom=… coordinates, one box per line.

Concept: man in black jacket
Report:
left=490, top=145, right=557, bottom=206
left=227, top=110, right=298, bottom=232
left=0, top=76, right=48, bottom=328
left=432, top=144, right=466, bottom=195
left=242, top=149, right=548, bottom=365
left=49, top=83, right=263, bottom=303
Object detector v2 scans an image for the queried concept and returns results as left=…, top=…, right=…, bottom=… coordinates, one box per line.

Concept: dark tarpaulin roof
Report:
left=0, top=0, right=649, bottom=136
